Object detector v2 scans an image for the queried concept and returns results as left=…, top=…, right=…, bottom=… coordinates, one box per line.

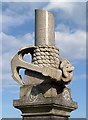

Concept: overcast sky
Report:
left=1, top=1, right=86, bottom=119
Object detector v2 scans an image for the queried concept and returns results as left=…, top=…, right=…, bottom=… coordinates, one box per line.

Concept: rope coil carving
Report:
left=32, top=45, right=60, bottom=69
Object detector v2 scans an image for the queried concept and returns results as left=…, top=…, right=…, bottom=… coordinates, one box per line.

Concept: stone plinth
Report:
left=14, top=90, right=77, bottom=120
left=23, top=116, right=68, bottom=120
left=13, top=70, right=77, bottom=120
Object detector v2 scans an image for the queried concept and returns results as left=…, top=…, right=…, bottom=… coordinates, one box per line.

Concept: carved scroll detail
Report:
left=60, top=59, right=74, bottom=83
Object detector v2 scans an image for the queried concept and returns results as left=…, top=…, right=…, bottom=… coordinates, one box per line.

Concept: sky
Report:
left=1, top=1, right=86, bottom=119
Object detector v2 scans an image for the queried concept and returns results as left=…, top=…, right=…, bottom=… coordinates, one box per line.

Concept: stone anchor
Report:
left=11, top=10, right=77, bottom=120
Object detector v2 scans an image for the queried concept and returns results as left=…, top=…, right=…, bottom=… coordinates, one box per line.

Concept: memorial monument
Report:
left=11, top=9, right=77, bottom=120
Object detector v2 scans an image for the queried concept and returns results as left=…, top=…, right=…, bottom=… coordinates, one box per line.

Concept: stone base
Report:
left=23, top=115, right=68, bottom=120
left=13, top=86, right=77, bottom=120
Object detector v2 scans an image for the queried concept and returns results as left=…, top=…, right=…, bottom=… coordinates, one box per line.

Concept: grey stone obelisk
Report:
left=11, top=9, right=77, bottom=120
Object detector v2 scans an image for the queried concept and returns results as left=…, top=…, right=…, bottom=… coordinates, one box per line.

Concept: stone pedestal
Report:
left=11, top=9, right=78, bottom=120
left=23, top=116, right=68, bottom=120
left=14, top=89, right=77, bottom=120
left=13, top=70, right=77, bottom=120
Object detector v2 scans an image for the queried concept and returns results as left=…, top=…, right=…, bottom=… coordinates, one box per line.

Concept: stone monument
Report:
left=11, top=9, right=77, bottom=120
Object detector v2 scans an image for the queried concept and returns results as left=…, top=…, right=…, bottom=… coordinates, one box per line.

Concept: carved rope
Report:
left=32, top=45, right=60, bottom=69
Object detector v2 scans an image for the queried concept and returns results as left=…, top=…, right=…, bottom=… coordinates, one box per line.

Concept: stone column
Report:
left=35, top=9, right=55, bottom=46
left=11, top=9, right=77, bottom=120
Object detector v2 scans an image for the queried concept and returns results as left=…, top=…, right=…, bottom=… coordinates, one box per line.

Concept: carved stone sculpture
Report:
left=11, top=9, right=77, bottom=120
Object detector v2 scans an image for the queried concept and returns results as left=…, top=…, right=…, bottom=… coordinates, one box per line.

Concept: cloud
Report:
left=44, top=2, right=85, bottom=14
left=2, top=32, right=34, bottom=54
left=73, top=73, right=86, bottom=81
left=1, top=32, right=34, bottom=88
left=55, top=30, right=86, bottom=60
left=44, top=2, right=74, bottom=14
left=55, top=23, right=73, bottom=33
left=2, top=2, right=48, bottom=32
left=43, top=2, right=86, bottom=30
left=2, top=3, right=34, bottom=31
left=2, top=31, right=34, bottom=64
left=2, top=2, right=86, bottom=33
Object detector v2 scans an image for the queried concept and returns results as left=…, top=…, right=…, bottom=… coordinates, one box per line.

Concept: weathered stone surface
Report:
left=14, top=87, right=77, bottom=119
left=35, top=10, right=55, bottom=46
left=32, top=46, right=60, bottom=69
left=11, top=46, right=63, bottom=85
left=11, top=9, right=77, bottom=120
left=11, top=45, right=74, bottom=86
left=23, top=116, right=68, bottom=120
